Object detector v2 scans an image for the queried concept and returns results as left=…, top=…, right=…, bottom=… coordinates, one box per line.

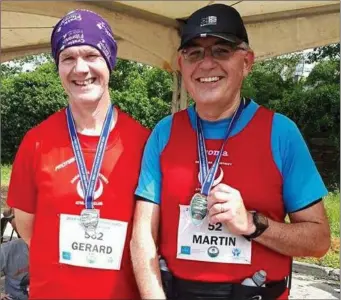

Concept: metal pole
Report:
left=171, top=71, right=179, bottom=113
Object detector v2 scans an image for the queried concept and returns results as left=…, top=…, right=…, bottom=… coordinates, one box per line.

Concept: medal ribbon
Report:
left=196, top=99, right=245, bottom=196
left=66, top=105, right=113, bottom=209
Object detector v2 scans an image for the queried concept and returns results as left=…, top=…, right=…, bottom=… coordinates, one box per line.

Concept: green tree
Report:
left=1, top=62, right=66, bottom=163
left=307, top=43, right=340, bottom=63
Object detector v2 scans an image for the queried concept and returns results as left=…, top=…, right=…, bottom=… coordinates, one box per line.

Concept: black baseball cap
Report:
left=178, top=4, right=249, bottom=50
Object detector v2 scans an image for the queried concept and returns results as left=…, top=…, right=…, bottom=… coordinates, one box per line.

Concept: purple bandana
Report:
left=51, top=9, right=117, bottom=72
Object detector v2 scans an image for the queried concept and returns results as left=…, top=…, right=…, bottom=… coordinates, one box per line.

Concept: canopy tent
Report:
left=1, top=1, right=340, bottom=110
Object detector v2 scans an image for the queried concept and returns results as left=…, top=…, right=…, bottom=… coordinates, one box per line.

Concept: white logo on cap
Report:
left=200, top=16, right=217, bottom=27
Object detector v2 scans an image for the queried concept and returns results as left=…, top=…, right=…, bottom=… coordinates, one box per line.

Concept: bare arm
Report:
left=130, top=200, right=165, bottom=299
left=13, top=209, right=35, bottom=247
left=208, top=184, right=331, bottom=258
left=254, top=201, right=331, bottom=257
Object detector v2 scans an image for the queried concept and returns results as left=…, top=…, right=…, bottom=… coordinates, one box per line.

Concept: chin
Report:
left=194, top=96, right=222, bottom=106
left=70, top=92, right=104, bottom=104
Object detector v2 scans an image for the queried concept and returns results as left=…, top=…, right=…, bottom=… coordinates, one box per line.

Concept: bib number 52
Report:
left=208, top=222, right=222, bottom=231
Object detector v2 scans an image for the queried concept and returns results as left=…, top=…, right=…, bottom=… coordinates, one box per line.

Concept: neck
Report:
left=68, top=93, right=115, bottom=136
left=196, top=93, right=242, bottom=122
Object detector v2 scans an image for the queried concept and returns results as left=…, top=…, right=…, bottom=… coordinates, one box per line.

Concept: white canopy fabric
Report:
left=1, top=1, right=340, bottom=71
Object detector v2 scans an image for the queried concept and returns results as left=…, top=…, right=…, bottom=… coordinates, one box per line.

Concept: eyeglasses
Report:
left=181, top=43, right=248, bottom=63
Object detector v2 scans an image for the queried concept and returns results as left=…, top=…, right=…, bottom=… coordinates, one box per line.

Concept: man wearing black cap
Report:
left=131, top=4, right=330, bottom=299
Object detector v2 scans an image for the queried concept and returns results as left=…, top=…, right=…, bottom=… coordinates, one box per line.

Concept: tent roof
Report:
left=1, top=1, right=340, bottom=70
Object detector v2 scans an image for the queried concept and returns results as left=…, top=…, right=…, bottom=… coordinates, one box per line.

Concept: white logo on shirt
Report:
left=198, top=167, right=224, bottom=187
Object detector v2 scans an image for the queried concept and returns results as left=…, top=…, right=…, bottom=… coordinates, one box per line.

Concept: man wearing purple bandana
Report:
left=7, top=9, right=149, bottom=299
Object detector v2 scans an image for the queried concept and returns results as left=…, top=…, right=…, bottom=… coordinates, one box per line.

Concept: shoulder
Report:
left=117, top=108, right=151, bottom=139
left=27, top=109, right=66, bottom=140
left=154, top=114, right=173, bottom=133
left=271, top=112, right=305, bottom=146
left=272, top=112, right=299, bottom=133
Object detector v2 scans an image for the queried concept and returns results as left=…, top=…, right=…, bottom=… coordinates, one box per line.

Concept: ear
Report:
left=243, top=50, right=255, bottom=77
left=177, top=54, right=183, bottom=72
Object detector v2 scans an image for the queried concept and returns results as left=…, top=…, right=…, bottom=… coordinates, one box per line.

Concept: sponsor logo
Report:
left=55, top=157, right=75, bottom=171
left=62, top=251, right=71, bottom=260
left=206, top=150, right=228, bottom=157
left=180, top=246, right=191, bottom=255
left=86, top=253, right=96, bottom=264
left=207, top=246, right=219, bottom=258
left=108, top=257, right=114, bottom=264
left=71, top=173, right=109, bottom=203
left=232, top=248, right=241, bottom=257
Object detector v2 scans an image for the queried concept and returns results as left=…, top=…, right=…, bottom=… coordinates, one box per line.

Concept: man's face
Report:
left=178, top=36, right=254, bottom=107
left=58, top=45, right=110, bottom=104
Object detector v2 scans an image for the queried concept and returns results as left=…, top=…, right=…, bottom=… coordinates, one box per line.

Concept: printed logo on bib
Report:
left=177, top=205, right=251, bottom=264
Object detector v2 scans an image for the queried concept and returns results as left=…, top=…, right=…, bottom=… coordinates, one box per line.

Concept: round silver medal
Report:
left=189, top=193, right=208, bottom=226
left=80, top=208, right=99, bottom=233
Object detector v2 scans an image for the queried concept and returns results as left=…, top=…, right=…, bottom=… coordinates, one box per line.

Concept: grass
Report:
left=1, top=164, right=12, bottom=186
left=0, top=164, right=339, bottom=267
left=295, top=191, right=340, bottom=268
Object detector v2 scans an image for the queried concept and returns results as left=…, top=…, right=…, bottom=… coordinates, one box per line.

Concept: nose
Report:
left=199, top=48, right=217, bottom=69
left=74, top=57, right=89, bottom=74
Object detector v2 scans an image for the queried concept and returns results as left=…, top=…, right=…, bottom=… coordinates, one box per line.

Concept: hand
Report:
left=1, top=293, right=13, bottom=300
left=207, top=183, right=255, bottom=235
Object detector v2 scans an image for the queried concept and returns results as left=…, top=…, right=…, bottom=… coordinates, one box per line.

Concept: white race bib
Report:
left=177, top=205, right=251, bottom=264
left=59, top=214, right=127, bottom=270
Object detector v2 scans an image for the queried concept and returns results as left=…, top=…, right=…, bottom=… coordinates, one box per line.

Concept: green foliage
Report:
left=306, top=59, right=340, bottom=86
left=0, top=53, right=52, bottom=79
left=242, top=55, right=340, bottom=188
left=324, top=191, right=340, bottom=238
left=295, top=191, right=340, bottom=269
left=109, top=59, right=172, bottom=128
left=242, top=54, right=302, bottom=106
left=307, top=43, right=340, bottom=63
left=1, top=62, right=67, bottom=162
left=1, top=164, right=12, bottom=186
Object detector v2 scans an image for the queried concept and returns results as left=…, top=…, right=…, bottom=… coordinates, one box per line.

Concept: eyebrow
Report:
left=60, top=48, right=99, bottom=57
left=59, top=51, right=73, bottom=58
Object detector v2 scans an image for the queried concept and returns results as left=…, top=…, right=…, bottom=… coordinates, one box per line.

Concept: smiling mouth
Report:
left=197, top=76, right=224, bottom=83
left=73, top=78, right=96, bottom=86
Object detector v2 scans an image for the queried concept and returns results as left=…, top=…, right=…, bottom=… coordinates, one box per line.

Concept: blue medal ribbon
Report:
left=196, top=99, right=245, bottom=196
left=66, top=105, right=113, bottom=209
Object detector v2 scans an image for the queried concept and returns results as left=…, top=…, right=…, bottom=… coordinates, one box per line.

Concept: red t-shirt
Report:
left=7, top=108, right=150, bottom=299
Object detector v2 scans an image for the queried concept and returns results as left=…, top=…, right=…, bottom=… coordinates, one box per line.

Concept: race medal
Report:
left=66, top=105, right=113, bottom=234
left=80, top=208, right=99, bottom=234
left=193, top=99, right=245, bottom=226
left=189, top=193, right=208, bottom=226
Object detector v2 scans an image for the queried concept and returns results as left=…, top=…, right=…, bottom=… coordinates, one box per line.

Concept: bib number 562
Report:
left=85, top=232, right=103, bottom=240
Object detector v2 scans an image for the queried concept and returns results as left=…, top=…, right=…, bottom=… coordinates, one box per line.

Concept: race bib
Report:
left=177, top=205, right=251, bottom=264
left=59, top=214, right=127, bottom=270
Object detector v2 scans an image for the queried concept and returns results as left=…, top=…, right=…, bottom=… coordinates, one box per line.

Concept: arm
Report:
left=254, top=201, right=330, bottom=257
left=208, top=114, right=330, bottom=258
left=131, top=116, right=173, bottom=299
left=208, top=185, right=330, bottom=257
left=12, top=209, right=35, bottom=247
left=6, top=129, right=38, bottom=247
left=255, top=114, right=330, bottom=257
left=130, top=201, right=165, bottom=299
